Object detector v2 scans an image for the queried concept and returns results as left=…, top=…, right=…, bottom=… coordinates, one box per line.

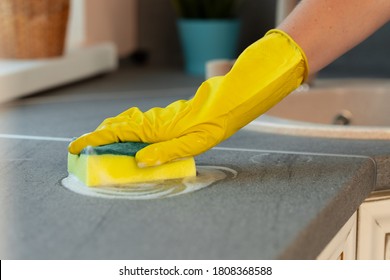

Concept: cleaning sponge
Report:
left=67, top=142, right=196, bottom=187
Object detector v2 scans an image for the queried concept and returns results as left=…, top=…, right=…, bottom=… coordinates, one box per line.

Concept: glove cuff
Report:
left=265, top=29, right=309, bottom=83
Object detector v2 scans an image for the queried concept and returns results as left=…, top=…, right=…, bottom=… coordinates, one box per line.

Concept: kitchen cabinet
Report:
left=357, top=191, right=390, bottom=260
left=317, top=212, right=357, bottom=260
left=318, top=191, right=390, bottom=260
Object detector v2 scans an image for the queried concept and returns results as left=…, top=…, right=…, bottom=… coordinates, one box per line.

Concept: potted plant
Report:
left=171, top=0, right=243, bottom=76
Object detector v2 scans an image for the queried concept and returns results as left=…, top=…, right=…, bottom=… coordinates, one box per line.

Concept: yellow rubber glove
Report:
left=68, top=29, right=308, bottom=167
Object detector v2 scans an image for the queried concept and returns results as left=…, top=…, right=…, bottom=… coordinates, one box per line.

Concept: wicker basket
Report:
left=0, top=0, right=70, bottom=59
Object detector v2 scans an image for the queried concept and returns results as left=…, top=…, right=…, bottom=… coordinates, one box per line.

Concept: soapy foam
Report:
left=61, top=166, right=237, bottom=200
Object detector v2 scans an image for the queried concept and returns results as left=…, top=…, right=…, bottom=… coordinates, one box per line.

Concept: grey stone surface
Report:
left=226, top=131, right=390, bottom=190
left=0, top=67, right=383, bottom=259
left=0, top=140, right=375, bottom=259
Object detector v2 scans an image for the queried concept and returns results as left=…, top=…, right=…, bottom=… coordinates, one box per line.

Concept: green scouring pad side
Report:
left=68, top=142, right=196, bottom=187
left=81, top=142, right=149, bottom=156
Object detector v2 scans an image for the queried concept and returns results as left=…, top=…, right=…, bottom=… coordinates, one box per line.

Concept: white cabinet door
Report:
left=317, top=212, right=357, bottom=260
left=358, top=192, right=390, bottom=260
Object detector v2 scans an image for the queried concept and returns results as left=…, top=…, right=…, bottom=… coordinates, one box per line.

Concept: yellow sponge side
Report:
left=68, top=153, right=196, bottom=187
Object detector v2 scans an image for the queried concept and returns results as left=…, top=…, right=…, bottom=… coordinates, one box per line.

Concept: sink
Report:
left=245, top=79, right=390, bottom=140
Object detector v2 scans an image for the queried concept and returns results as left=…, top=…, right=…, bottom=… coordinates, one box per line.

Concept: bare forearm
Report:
left=278, top=0, right=390, bottom=74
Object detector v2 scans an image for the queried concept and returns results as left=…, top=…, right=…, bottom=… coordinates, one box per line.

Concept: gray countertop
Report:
left=0, top=67, right=386, bottom=259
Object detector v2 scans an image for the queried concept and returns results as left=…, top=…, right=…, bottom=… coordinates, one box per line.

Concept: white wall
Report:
left=66, top=0, right=86, bottom=51
left=66, top=0, right=139, bottom=57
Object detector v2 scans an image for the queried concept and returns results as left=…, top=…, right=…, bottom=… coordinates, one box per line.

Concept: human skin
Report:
left=278, top=0, right=390, bottom=74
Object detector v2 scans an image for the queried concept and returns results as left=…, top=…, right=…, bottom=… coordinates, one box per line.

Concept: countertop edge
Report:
left=279, top=157, right=376, bottom=259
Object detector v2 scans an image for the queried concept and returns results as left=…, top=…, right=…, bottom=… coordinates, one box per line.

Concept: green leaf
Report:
left=171, top=0, right=243, bottom=19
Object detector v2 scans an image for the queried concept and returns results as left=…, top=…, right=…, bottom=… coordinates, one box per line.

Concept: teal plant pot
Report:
left=177, top=19, right=240, bottom=76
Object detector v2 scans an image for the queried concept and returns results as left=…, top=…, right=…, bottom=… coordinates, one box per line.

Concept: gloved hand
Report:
left=68, top=29, right=308, bottom=167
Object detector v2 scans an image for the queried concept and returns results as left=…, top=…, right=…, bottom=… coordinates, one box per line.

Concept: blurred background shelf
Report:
left=0, top=43, right=117, bottom=104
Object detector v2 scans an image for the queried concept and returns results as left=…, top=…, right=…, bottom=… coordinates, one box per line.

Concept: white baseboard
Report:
left=0, top=43, right=118, bottom=104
